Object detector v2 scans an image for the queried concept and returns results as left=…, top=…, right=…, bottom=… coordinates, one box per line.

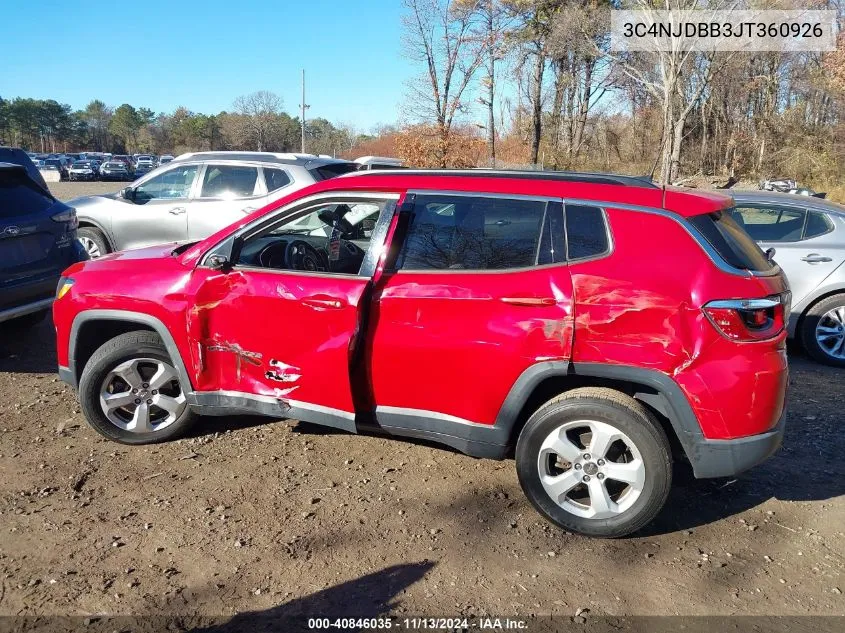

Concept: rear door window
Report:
left=200, top=165, right=260, bottom=198
left=397, top=194, right=547, bottom=270
left=689, top=209, right=774, bottom=272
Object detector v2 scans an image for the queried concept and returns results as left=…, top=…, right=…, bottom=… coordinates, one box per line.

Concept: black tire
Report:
left=515, top=387, right=672, bottom=538
left=4, top=309, right=49, bottom=331
left=800, top=294, right=845, bottom=367
left=77, top=226, right=110, bottom=259
left=78, top=331, right=197, bottom=444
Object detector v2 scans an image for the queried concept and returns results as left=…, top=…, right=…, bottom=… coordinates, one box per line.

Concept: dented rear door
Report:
left=368, top=193, right=574, bottom=427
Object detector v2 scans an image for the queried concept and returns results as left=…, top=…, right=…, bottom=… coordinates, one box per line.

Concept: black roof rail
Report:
left=342, top=168, right=660, bottom=189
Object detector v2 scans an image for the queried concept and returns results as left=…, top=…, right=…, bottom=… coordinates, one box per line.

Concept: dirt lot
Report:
left=0, top=182, right=842, bottom=628
left=49, top=181, right=121, bottom=201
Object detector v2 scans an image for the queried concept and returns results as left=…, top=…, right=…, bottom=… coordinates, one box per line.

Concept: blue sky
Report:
left=3, top=0, right=408, bottom=132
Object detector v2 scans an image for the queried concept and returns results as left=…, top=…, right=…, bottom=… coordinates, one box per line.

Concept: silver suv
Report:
left=69, top=152, right=358, bottom=258
left=730, top=191, right=845, bottom=367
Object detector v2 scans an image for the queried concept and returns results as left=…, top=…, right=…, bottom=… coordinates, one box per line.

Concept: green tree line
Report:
left=0, top=92, right=365, bottom=157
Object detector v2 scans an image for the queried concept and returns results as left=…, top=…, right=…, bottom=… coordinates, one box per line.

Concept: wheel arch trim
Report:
left=76, top=217, right=116, bottom=251
left=66, top=309, right=194, bottom=392
left=792, top=283, right=845, bottom=338
left=494, top=361, right=704, bottom=462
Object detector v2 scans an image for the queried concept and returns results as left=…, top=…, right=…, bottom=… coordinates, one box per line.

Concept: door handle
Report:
left=302, top=296, right=346, bottom=309
left=500, top=297, right=556, bottom=307
left=241, top=206, right=257, bottom=214
left=168, top=207, right=187, bottom=215
left=801, top=254, right=832, bottom=263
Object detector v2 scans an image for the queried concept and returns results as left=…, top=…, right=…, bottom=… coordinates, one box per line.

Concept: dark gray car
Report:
left=68, top=152, right=358, bottom=258
left=730, top=191, right=845, bottom=366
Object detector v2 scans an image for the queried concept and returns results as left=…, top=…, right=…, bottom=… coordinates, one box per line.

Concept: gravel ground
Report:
left=0, top=180, right=841, bottom=627
left=49, top=181, right=122, bottom=200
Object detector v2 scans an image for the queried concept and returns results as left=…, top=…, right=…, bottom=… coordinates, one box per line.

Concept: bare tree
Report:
left=232, top=91, right=284, bottom=152
left=455, top=0, right=511, bottom=165
left=402, top=0, right=485, bottom=167
left=608, top=0, right=736, bottom=183
left=505, top=0, right=561, bottom=165
left=547, top=1, right=612, bottom=167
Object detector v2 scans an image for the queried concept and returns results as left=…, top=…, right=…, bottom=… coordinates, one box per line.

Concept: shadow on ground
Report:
left=0, top=316, right=58, bottom=374
left=190, top=561, right=434, bottom=632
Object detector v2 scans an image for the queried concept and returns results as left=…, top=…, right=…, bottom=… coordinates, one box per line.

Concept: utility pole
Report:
left=300, top=69, right=309, bottom=153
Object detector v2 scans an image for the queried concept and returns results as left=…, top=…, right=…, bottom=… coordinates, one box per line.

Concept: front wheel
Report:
left=516, top=387, right=672, bottom=538
left=77, top=227, right=110, bottom=259
left=78, top=331, right=197, bottom=444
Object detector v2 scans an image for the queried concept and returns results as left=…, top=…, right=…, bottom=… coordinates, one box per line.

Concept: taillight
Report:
left=704, top=294, right=788, bottom=342
left=51, top=208, right=79, bottom=230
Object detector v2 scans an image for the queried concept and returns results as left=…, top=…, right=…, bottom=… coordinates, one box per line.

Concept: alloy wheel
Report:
left=78, top=236, right=101, bottom=258
left=815, top=306, right=845, bottom=359
left=537, top=419, right=646, bottom=519
left=99, top=358, right=186, bottom=434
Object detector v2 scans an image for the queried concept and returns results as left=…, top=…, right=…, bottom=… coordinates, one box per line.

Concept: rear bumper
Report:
left=0, top=296, right=54, bottom=324
left=689, top=409, right=785, bottom=478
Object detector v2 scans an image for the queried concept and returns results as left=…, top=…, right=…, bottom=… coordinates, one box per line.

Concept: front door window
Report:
left=134, top=165, right=198, bottom=203
left=234, top=200, right=387, bottom=276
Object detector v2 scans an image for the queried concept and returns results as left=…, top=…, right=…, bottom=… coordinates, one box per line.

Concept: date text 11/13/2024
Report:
left=307, top=617, right=529, bottom=629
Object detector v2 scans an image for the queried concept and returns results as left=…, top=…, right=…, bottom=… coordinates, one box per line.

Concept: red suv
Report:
left=54, top=171, right=789, bottom=537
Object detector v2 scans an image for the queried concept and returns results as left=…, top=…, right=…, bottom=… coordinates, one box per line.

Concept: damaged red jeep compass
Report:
left=54, top=170, right=789, bottom=537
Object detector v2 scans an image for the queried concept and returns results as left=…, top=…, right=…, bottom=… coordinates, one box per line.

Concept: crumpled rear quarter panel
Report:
left=571, top=207, right=788, bottom=439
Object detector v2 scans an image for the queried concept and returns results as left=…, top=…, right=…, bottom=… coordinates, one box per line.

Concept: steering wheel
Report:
left=285, top=240, right=325, bottom=271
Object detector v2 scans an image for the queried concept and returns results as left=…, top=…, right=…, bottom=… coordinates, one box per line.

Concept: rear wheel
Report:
left=801, top=294, right=845, bottom=367
left=78, top=331, right=197, bottom=444
left=77, top=227, right=109, bottom=259
left=516, top=387, right=672, bottom=538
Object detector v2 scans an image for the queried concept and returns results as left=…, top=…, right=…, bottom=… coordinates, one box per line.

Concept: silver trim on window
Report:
left=705, top=298, right=782, bottom=310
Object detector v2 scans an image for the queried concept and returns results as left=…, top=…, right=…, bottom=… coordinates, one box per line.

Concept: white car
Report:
left=68, top=151, right=358, bottom=258
left=354, top=155, right=404, bottom=170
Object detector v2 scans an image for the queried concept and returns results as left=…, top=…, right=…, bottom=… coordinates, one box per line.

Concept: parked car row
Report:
left=25, top=151, right=176, bottom=181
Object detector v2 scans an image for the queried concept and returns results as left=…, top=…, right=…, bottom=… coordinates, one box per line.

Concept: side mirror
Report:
left=207, top=253, right=231, bottom=271
left=120, top=186, right=135, bottom=201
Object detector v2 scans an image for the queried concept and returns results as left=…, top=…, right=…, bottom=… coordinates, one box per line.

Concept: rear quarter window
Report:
left=565, top=204, right=610, bottom=260
left=689, top=209, right=774, bottom=272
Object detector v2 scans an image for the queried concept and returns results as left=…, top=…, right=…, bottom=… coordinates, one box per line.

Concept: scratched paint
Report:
left=206, top=341, right=263, bottom=381
left=265, top=359, right=302, bottom=383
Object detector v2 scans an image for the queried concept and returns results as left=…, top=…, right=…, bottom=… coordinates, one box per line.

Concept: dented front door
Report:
left=185, top=193, right=399, bottom=427
left=187, top=268, right=370, bottom=422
